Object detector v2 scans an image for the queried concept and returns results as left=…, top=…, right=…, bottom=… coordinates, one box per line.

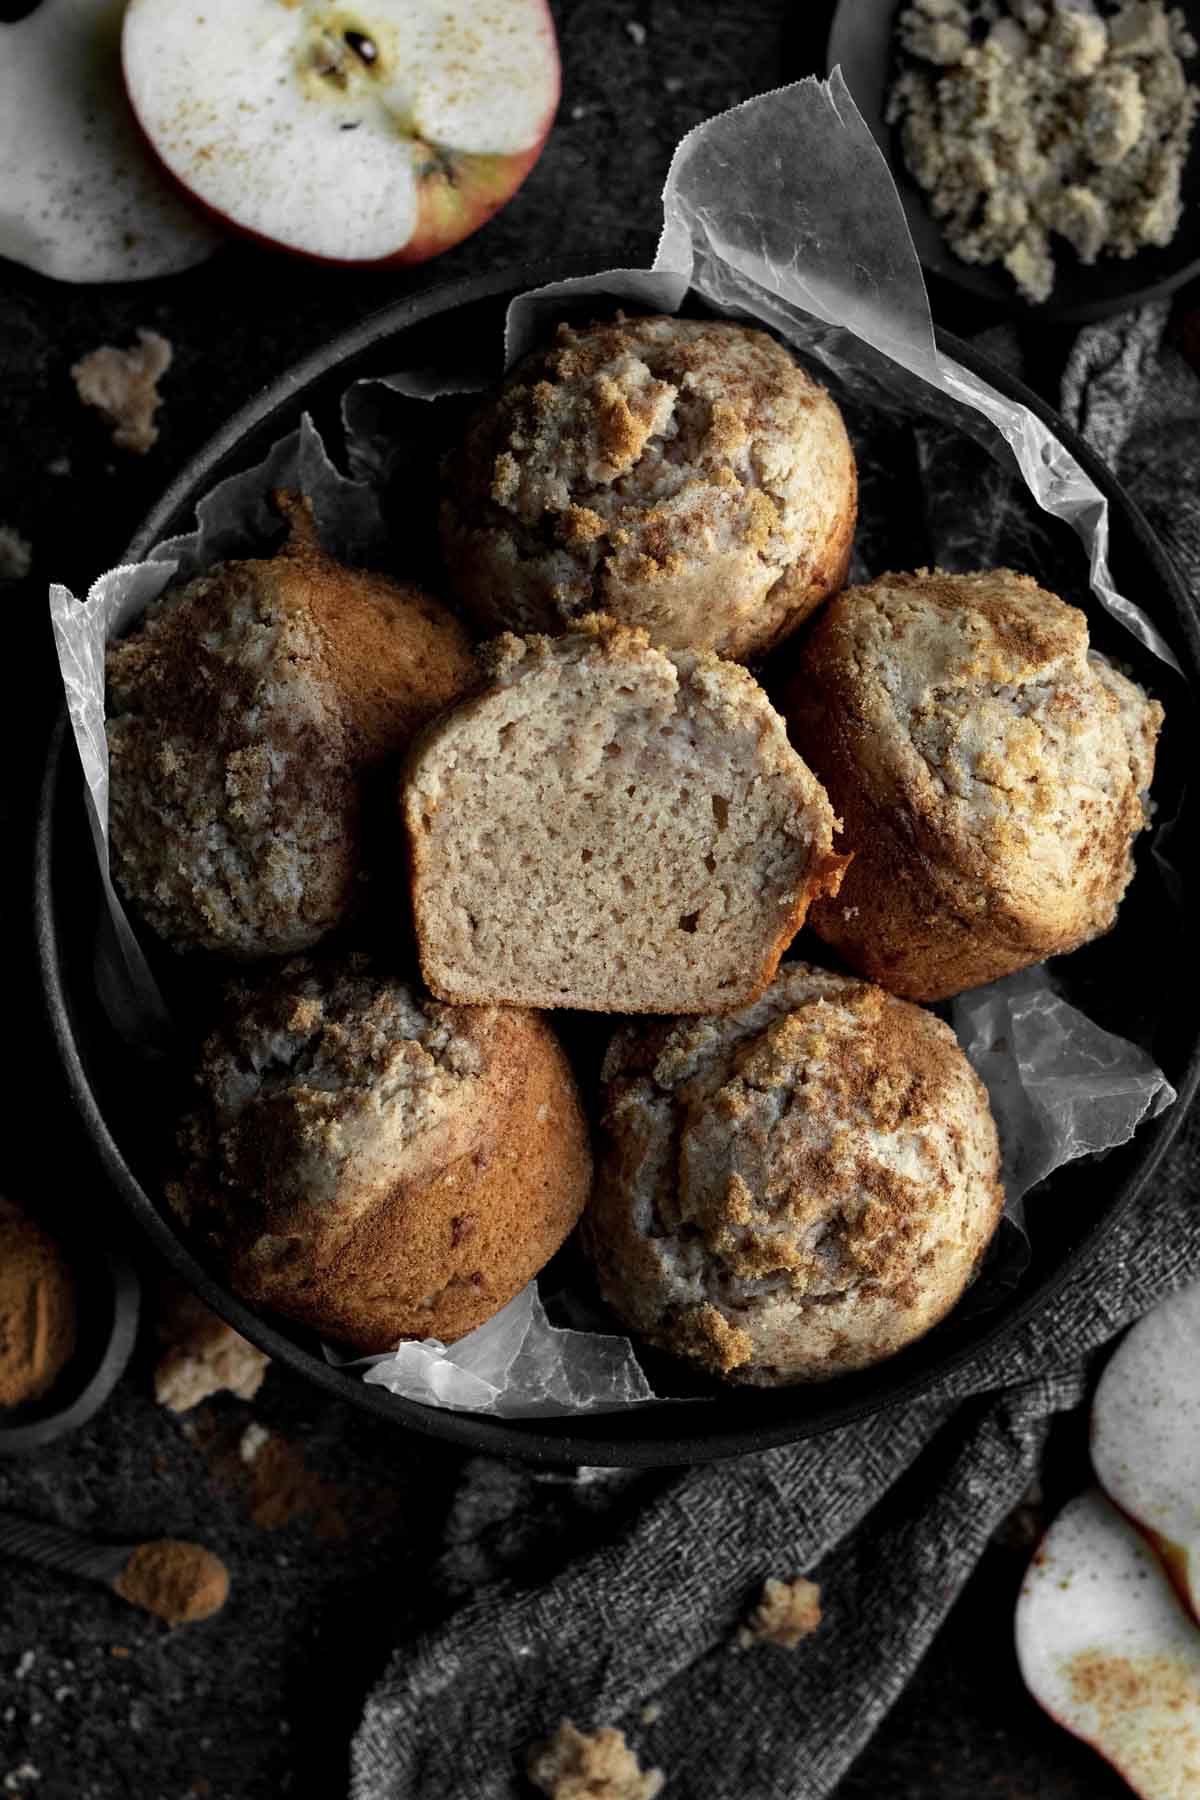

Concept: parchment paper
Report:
left=49, top=76, right=1180, bottom=1418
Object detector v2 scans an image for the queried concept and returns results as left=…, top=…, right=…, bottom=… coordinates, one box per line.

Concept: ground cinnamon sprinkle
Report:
left=0, top=1196, right=78, bottom=1409
left=113, top=1539, right=229, bottom=1625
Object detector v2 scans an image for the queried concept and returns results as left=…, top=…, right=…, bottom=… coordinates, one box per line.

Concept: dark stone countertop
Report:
left=0, top=3, right=1180, bottom=1795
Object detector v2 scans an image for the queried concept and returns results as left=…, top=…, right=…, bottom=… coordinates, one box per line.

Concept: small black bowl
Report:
left=828, top=0, right=1200, bottom=324
left=34, top=263, right=1200, bottom=1467
left=0, top=1220, right=139, bottom=1456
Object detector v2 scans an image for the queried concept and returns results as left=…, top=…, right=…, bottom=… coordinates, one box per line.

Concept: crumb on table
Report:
left=154, top=1285, right=269, bottom=1412
left=71, top=328, right=173, bottom=454
left=738, top=1576, right=823, bottom=1650
left=527, top=1720, right=664, bottom=1800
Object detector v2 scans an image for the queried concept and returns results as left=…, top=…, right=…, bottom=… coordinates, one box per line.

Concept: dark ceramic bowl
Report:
left=0, top=1220, right=139, bottom=1456
left=828, top=0, right=1200, bottom=323
left=34, top=263, right=1200, bottom=1467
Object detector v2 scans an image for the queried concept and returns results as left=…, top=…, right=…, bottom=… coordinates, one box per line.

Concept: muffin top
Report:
left=791, top=568, right=1162, bottom=946
left=175, top=955, right=491, bottom=1235
left=589, top=963, right=1003, bottom=1383
left=440, top=314, right=856, bottom=661
left=106, top=495, right=476, bottom=958
left=170, top=953, right=592, bottom=1351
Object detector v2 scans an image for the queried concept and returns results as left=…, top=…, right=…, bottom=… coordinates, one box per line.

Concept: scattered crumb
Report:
left=527, top=1721, right=664, bottom=1800
left=46, top=457, right=70, bottom=477
left=3, top=1766, right=40, bottom=1793
left=239, top=1421, right=271, bottom=1465
left=570, top=103, right=588, bottom=119
left=154, top=1284, right=269, bottom=1412
left=185, top=1407, right=350, bottom=1540
left=70, top=329, right=172, bottom=454
left=639, top=1703, right=661, bottom=1726
left=663, top=75, right=684, bottom=94
left=625, top=20, right=647, bottom=46
left=738, top=1576, right=823, bottom=1650
left=14, top=1654, right=34, bottom=1681
left=887, top=0, right=1199, bottom=303
left=0, top=526, right=31, bottom=581
left=108, top=1647, right=131, bottom=1661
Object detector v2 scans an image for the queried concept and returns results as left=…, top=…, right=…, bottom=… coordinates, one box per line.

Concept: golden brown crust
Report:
left=169, top=958, right=591, bottom=1352
left=584, top=964, right=1004, bottom=1384
left=777, top=568, right=1163, bottom=1000
left=106, top=494, right=477, bottom=958
left=440, top=314, right=857, bottom=663
left=269, top=492, right=478, bottom=761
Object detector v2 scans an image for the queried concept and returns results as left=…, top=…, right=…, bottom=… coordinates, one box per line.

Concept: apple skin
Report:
left=122, top=116, right=555, bottom=270
left=120, top=0, right=560, bottom=270
left=395, top=141, right=553, bottom=268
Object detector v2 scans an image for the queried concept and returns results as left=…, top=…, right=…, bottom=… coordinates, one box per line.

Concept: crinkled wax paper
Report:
left=49, top=77, right=1181, bottom=1417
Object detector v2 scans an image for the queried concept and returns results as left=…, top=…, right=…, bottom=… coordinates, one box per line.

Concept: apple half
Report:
left=1092, top=1281, right=1200, bottom=1624
left=1015, top=1490, right=1200, bottom=1798
left=121, top=0, right=561, bottom=265
left=0, top=0, right=222, bottom=283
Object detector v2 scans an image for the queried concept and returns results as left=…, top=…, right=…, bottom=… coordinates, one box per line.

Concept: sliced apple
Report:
left=121, top=0, right=560, bottom=266
left=0, top=0, right=222, bottom=282
left=1092, top=1282, right=1200, bottom=1624
left=1015, top=1489, right=1200, bottom=1798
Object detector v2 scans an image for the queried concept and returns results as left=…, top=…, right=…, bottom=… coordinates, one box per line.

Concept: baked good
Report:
left=585, top=964, right=1004, bottom=1384
left=169, top=955, right=592, bottom=1352
left=401, top=615, right=847, bottom=1014
left=779, top=568, right=1163, bottom=1001
left=439, top=314, right=856, bottom=662
left=106, top=493, right=477, bottom=958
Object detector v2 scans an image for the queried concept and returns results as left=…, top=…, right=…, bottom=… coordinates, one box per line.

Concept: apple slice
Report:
left=1015, top=1490, right=1200, bottom=1798
left=0, top=0, right=222, bottom=283
left=1092, top=1282, right=1200, bottom=1624
left=121, top=0, right=560, bottom=266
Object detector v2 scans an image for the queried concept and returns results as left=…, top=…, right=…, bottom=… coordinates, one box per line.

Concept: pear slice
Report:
left=1015, top=1489, right=1200, bottom=1798
left=1092, top=1282, right=1200, bottom=1623
left=122, top=0, right=560, bottom=265
left=0, top=0, right=221, bottom=282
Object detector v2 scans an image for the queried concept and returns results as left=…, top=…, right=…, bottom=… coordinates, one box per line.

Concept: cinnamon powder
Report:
left=113, top=1539, right=229, bottom=1625
left=0, top=1196, right=78, bottom=1409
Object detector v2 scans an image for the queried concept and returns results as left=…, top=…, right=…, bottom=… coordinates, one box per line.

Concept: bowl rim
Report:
left=34, top=260, right=1200, bottom=1467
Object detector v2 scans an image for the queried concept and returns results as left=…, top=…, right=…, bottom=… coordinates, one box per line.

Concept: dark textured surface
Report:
left=0, top=1, right=1189, bottom=1795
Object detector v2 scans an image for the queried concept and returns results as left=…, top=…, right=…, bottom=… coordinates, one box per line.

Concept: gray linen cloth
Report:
left=351, top=306, right=1200, bottom=1800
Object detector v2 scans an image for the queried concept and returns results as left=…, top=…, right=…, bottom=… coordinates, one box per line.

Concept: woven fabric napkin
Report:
left=350, top=305, right=1200, bottom=1800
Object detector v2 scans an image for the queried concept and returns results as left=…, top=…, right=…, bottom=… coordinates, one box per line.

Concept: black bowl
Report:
left=34, top=263, right=1200, bottom=1467
left=828, top=0, right=1200, bottom=324
left=0, top=1220, right=139, bottom=1456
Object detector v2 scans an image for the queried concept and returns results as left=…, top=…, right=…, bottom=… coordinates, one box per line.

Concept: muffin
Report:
left=586, top=964, right=1004, bottom=1384
left=779, top=568, right=1163, bottom=1001
left=402, top=614, right=847, bottom=1014
left=169, top=955, right=592, bottom=1352
left=106, top=493, right=476, bottom=958
left=439, top=314, right=857, bottom=662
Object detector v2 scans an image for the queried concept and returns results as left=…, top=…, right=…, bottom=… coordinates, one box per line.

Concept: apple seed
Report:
left=343, top=29, right=377, bottom=65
